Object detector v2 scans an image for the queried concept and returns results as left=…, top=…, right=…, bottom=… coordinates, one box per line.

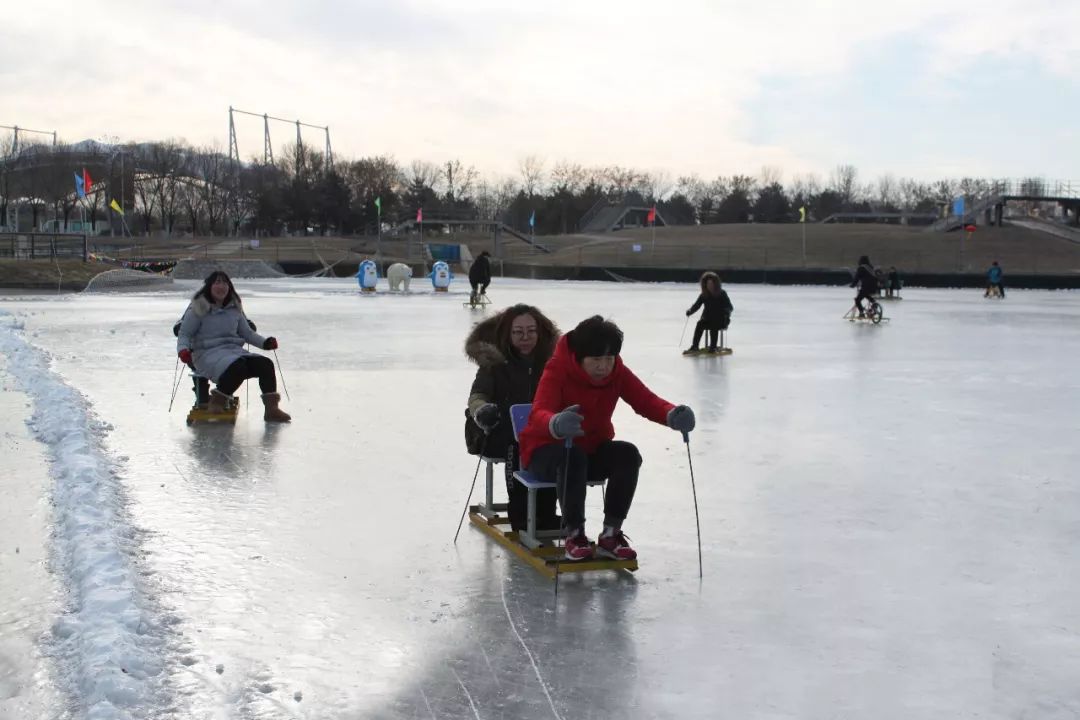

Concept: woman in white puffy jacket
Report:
left=176, top=271, right=291, bottom=422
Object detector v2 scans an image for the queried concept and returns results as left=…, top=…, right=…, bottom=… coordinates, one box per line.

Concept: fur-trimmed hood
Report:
left=189, top=294, right=244, bottom=318
left=464, top=305, right=559, bottom=368
left=699, top=271, right=721, bottom=293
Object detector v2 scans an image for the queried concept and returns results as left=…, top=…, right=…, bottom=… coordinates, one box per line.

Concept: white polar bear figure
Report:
left=387, top=263, right=413, bottom=291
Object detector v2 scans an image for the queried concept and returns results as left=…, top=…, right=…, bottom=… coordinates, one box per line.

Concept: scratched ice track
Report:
left=1, top=278, right=1078, bottom=719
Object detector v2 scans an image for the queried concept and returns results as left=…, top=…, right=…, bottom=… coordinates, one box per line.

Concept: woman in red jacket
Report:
left=518, top=316, right=696, bottom=561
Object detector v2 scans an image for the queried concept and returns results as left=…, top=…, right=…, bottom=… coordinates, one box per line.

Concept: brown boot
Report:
left=207, top=389, right=231, bottom=414
left=261, top=392, right=291, bottom=423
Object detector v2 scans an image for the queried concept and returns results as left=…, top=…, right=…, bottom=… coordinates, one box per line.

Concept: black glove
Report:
left=549, top=404, right=585, bottom=439
left=473, top=403, right=500, bottom=430
left=667, top=405, right=696, bottom=433
left=263, top=337, right=278, bottom=350
left=685, top=308, right=693, bottom=317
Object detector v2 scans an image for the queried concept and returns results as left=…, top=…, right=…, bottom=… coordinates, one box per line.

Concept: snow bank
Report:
left=0, top=310, right=167, bottom=719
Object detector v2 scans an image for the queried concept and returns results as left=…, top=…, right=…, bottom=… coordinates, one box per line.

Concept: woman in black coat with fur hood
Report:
left=465, top=303, right=560, bottom=531
left=685, top=271, right=733, bottom=353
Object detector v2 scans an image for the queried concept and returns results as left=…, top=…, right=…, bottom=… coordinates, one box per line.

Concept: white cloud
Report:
left=3, top=0, right=1076, bottom=179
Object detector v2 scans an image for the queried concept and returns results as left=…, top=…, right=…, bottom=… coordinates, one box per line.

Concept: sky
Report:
left=2, top=0, right=1078, bottom=184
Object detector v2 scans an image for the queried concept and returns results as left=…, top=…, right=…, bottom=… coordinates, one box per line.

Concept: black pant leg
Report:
left=691, top=321, right=705, bottom=348
left=527, top=443, right=588, bottom=531
left=216, top=357, right=249, bottom=395
left=707, top=329, right=719, bottom=350
left=250, top=355, right=277, bottom=393
left=588, top=440, right=642, bottom=528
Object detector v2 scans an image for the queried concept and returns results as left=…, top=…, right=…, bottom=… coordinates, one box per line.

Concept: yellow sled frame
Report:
left=467, top=457, right=638, bottom=580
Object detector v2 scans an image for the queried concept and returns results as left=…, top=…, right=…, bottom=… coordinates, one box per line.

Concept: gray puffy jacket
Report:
left=177, top=295, right=267, bottom=382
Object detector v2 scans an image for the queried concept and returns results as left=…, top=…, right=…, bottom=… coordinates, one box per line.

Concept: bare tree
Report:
left=550, top=161, right=586, bottom=195
left=759, top=165, right=783, bottom=188
left=518, top=155, right=546, bottom=197
left=641, top=171, right=673, bottom=202
left=875, top=173, right=899, bottom=211
left=442, top=159, right=477, bottom=203
left=830, top=164, right=859, bottom=208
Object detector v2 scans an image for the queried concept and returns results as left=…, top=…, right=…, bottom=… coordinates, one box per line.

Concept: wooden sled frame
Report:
left=184, top=371, right=239, bottom=426
left=682, top=329, right=734, bottom=356
left=466, top=403, right=638, bottom=579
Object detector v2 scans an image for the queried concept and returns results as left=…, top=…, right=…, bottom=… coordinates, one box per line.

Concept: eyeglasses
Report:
left=510, top=328, right=538, bottom=339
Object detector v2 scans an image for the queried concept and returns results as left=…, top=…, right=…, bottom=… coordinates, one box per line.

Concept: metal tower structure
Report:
left=0, top=123, right=57, bottom=155
left=227, top=107, right=333, bottom=170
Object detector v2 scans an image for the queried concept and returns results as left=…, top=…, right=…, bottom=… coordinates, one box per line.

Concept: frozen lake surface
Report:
left=1, top=277, right=1079, bottom=719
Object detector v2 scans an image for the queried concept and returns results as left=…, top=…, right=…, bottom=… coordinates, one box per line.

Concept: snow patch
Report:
left=0, top=311, right=168, bottom=719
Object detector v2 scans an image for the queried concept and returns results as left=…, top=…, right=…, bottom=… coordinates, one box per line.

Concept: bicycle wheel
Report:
left=870, top=302, right=884, bottom=324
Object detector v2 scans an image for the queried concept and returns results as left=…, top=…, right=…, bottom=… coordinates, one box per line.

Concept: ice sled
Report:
left=682, top=330, right=733, bottom=356
left=463, top=292, right=492, bottom=309
left=468, top=403, right=639, bottom=579
left=843, top=301, right=887, bottom=324
left=683, top=348, right=734, bottom=357
left=186, top=399, right=239, bottom=426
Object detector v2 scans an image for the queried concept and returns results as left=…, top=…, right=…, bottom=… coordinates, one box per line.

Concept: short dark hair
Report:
left=567, top=315, right=623, bottom=359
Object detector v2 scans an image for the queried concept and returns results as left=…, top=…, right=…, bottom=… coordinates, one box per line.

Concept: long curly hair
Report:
left=193, top=270, right=240, bottom=307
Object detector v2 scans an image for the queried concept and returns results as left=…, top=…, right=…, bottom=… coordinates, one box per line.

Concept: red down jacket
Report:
left=518, top=335, right=675, bottom=468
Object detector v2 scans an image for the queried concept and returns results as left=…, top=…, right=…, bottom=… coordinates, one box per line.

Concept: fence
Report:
left=0, top=233, right=88, bottom=260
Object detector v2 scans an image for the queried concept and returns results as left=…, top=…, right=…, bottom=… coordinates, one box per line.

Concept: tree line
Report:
left=0, top=133, right=1046, bottom=237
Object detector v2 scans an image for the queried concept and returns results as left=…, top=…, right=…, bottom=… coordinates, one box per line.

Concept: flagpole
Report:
left=376, top=200, right=381, bottom=271
left=801, top=220, right=806, bottom=267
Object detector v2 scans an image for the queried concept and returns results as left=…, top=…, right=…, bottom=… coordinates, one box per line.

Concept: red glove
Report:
left=178, top=348, right=193, bottom=365
left=263, top=337, right=278, bottom=350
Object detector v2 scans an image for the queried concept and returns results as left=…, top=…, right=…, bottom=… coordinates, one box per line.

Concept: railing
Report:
left=0, top=232, right=88, bottom=260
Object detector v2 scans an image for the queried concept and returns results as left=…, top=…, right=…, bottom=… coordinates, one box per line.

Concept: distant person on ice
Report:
left=985, top=261, right=1005, bottom=298
left=468, top=251, right=492, bottom=304
left=684, top=271, right=733, bottom=354
left=176, top=271, right=291, bottom=422
left=850, top=255, right=880, bottom=317
left=464, top=304, right=560, bottom=532
left=886, top=266, right=902, bottom=299
left=517, top=316, right=696, bottom=561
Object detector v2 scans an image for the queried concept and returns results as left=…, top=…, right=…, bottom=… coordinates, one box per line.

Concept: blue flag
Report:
left=528, top=210, right=535, bottom=228
left=74, top=172, right=86, bottom=199
left=952, top=196, right=965, bottom=216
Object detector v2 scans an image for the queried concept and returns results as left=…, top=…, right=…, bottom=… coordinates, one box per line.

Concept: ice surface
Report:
left=1, top=278, right=1079, bottom=719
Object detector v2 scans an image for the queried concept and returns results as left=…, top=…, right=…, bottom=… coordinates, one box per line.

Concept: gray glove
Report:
left=473, top=403, right=500, bottom=430
left=667, top=405, right=696, bottom=433
left=549, top=404, right=584, bottom=439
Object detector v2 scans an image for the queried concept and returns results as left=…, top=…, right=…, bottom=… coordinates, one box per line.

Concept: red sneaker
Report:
left=596, top=530, right=637, bottom=561
left=563, top=529, right=594, bottom=561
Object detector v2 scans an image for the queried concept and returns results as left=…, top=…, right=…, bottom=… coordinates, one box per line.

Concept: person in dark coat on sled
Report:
left=517, top=316, right=696, bottom=561
left=468, top=251, right=492, bottom=304
left=176, top=271, right=291, bottom=422
left=850, top=255, right=880, bottom=317
left=684, top=271, right=733, bottom=354
left=464, top=304, right=560, bottom=531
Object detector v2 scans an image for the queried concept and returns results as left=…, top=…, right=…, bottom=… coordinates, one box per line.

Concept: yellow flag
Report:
left=799, top=206, right=806, bottom=223
left=110, top=199, right=124, bottom=216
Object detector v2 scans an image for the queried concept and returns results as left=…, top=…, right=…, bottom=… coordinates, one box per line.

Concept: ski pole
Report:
left=454, top=430, right=489, bottom=544
left=168, top=355, right=184, bottom=412
left=554, top=436, right=573, bottom=599
left=273, top=349, right=291, bottom=401
left=678, top=315, right=690, bottom=348
left=683, top=431, right=703, bottom=579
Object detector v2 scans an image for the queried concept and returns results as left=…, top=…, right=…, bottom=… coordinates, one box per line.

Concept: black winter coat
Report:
left=851, top=264, right=880, bottom=293
left=688, top=290, right=733, bottom=329
left=468, top=255, right=492, bottom=285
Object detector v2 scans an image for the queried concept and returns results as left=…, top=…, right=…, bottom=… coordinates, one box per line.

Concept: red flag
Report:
left=646, top=206, right=656, bottom=225
left=83, top=168, right=93, bottom=192
left=416, top=208, right=423, bottom=223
